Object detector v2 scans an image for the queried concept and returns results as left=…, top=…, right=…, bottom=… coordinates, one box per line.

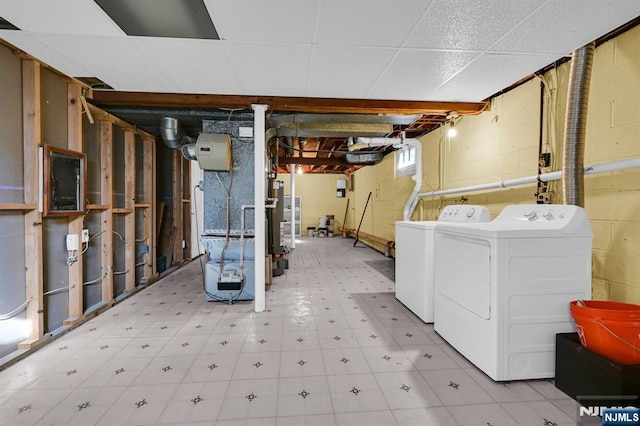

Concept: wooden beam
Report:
left=66, top=83, right=84, bottom=325
left=100, top=120, right=114, bottom=304
left=172, top=150, right=183, bottom=265
left=20, top=59, right=44, bottom=349
left=150, top=138, right=157, bottom=277
left=142, top=138, right=154, bottom=279
left=278, top=156, right=348, bottom=166
left=90, top=91, right=489, bottom=115
left=123, top=131, right=136, bottom=294
left=86, top=104, right=155, bottom=140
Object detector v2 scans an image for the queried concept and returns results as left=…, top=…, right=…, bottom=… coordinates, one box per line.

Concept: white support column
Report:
left=290, top=164, right=296, bottom=249
left=252, top=104, right=268, bottom=313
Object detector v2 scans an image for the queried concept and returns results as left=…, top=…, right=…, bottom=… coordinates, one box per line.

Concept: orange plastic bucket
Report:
left=570, top=300, right=640, bottom=365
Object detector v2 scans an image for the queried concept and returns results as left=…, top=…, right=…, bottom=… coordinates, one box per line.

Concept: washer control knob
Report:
left=542, top=211, right=554, bottom=220
left=524, top=210, right=538, bottom=221
left=466, top=208, right=476, bottom=218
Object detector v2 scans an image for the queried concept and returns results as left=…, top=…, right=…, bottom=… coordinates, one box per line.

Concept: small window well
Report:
left=94, top=0, right=219, bottom=40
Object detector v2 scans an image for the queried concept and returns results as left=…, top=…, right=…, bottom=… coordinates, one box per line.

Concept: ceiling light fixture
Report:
left=297, top=165, right=303, bottom=175
left=447, top=123, right=457, bottom=138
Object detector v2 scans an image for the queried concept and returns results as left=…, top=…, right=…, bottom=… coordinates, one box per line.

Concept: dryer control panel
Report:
left=438, top=205, right=491, bottom=222
left=494, top=204, right=592, bottom=234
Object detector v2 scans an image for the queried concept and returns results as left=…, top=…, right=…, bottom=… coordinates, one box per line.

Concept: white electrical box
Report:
left=337, top=179, right=346, bottom=189
left=239, top=127, right=253, bottom=138
left=81, top=229, right=89, bottom=243
left=195, top=133, right=231, bottom=171
left=66, top=234, right=79, bottom=251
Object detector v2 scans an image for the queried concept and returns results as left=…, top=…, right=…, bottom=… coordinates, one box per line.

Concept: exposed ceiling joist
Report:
left=90, top=91, right=488, bottom=115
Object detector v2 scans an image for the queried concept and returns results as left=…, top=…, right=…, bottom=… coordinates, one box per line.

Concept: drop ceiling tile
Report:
left=405, top=0, right=545, bottom=50
left=316, top=0, right=430, bottom=47
left=204, top=0, right=318, bottom=43
left=306, top=46, right=396, bottom=98
left=426, top=52, right=560, bottom=102
left=225, top=42, right=311, bottom=96
left=0, top=0, right=123, bottom=36
left=491, top=0, right=640, bottom=54
left=368, top=49, right=478, bottom=100
left=0, top=31, right=93, bottom=77
left=131, top=38, right=242, bottom=95
left=31, top=34, right=176, bottom=92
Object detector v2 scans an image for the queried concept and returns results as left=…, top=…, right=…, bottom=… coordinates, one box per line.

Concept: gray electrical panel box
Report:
left=196, top=133, right=231, bottom=171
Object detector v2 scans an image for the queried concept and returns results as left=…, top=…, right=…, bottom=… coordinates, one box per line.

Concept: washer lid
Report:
left=434, top=204, right=592, bottom=238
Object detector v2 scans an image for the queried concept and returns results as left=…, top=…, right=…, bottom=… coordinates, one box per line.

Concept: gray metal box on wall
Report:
left=196, top=133, right=231, bottom=171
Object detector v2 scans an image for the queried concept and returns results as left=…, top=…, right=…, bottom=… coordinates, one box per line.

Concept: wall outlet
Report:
left=81, top=229, right=89, bottom=243
left=66, top=234, right=79, bottom=251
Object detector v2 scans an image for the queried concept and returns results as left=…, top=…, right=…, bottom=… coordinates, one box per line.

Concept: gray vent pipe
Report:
left=563, top=42, right=595, bottom=207
left=160, top=116, right=194, bottom=149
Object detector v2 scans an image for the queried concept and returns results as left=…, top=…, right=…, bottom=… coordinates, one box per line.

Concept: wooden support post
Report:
left=123, top=131, right=136, bottom=294
left=172, top=149, right=183, bottom=265
left=182, top=157, right=191, bottom=260
left=100, top=120, right=114, bottom=304
left=142, top=138, right=154, bottom=280
left=19, top=60, right=45, bottom=349
left=65, top=83, right=84, bottom=326
left=151, top=139, right=158, bottom=277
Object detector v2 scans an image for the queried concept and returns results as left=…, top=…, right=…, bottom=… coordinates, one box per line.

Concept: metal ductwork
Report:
left=266, top=113, right=419, bottom=140
left=563, top=42, right=595, bottom=207
left=345, top=152, right=384, bottom=165
left=160, top=116, right=194, bottom=149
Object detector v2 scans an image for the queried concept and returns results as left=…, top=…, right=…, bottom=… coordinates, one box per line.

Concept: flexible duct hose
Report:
left=563, top=42, right=595, bottom=207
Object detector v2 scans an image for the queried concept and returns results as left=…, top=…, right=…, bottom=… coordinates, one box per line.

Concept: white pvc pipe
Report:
left=417, top=157, right=640, bottom=199
left=290, top=164, right=296, bottom=249
left=252, top=104, right=268, bottom=313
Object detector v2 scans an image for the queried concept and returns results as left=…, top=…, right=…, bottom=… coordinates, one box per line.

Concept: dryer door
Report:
left=435, top=232, right=491, bottom=319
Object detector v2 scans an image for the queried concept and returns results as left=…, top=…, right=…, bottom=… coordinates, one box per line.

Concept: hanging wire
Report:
left=0, top=298, right=33, bottom=321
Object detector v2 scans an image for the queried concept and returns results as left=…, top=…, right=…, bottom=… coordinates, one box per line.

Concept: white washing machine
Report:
left=433, top=204, right=592, bottom=381
left=395, top=205, right=491, bottom=323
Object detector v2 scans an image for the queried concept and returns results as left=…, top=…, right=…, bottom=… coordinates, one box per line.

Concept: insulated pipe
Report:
left=563, top=42, right=595, bottom=207
left=253, top=104, right=268, bottom=313
left=416, top=157, right=640, bottom=199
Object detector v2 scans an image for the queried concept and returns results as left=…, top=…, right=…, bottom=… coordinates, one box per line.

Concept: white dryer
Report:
left=433, top=204, right=592, bottom=381
left=395, top=205, right=491, bottom=323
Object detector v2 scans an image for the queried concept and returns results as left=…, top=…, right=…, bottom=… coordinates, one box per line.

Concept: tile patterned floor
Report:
left=0, top=237, right=580, bottom=425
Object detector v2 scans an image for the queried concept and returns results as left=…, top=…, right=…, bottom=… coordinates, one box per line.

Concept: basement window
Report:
left=396, top=146, right=416, bottom=178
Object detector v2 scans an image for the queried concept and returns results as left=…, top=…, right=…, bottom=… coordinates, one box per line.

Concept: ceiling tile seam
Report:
left=417, top=0, right=553, bottom=99
left=398, top=0, right=437, bottom=49
left=483, top=0, right=553, bottom=55
left=23, top=33, right=94, bottom=80
left=362, top=47, right=403, bottom=99
left=128, top=38, right=181, bottom=93
left=203, top=0, right=225, bottom=41
left=219, top=41, right=251, bottom=96
left=311, top=0, right=323, bottom=45
left=303, top=44, right=317, bottom=98
left=422, top=52, right=486, bottom=100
